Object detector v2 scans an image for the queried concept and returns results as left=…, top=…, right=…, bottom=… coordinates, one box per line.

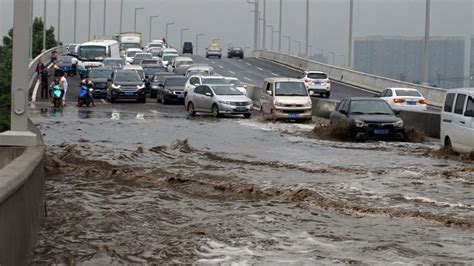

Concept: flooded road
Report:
left=31, top=102, right=473, bottom=264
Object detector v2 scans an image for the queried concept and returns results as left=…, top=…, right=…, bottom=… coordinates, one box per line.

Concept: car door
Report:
left=331, top=99, right=349, bottom=123
left=201, top=86, right=214, bottom=112
left=192, top=86, right=204, bottom=111
left=452, top=93, right=467, bottom=150
left=441, top=93, right=456, bottom=145
left=460, top=95, right=474, bottom=151
left=260, top=82, right=273, bottom=114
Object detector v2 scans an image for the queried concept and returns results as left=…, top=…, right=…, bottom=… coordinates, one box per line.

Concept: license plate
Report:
left=407, top=101, right=417, bottom=105
left=177, top=94, right=184, bottom=99
left=235, top=107, right=246, bottom=112
left=374, top=129, right=389, bottom=135
left=125, top=92, right=134, bottom=96
left=288, top=113, right=300, bottom=119
left=313, top=82, right=321, bottom=85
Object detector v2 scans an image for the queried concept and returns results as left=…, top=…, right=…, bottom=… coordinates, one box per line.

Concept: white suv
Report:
left=299, top=71, right=331, bottom=98
left=184, top=75, right=227, bottom=96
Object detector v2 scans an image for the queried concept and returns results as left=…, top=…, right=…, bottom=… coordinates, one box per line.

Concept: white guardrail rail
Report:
left=253, top=50, right=447, bottom=108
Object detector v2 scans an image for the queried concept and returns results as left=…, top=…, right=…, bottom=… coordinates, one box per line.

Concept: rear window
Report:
left=454, top=94, right=467, bottom=115
left=444, top=93, right=455, bottom=113
left=395, top=90, right=422, bottom=97
left=307, top=73, right=327, bottom=79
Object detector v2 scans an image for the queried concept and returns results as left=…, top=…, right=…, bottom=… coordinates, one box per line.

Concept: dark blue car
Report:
left=56, top=56, right=75, bottom=76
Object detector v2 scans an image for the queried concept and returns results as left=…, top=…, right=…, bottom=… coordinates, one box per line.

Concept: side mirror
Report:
left=339, top=109, right=347, bottom=115
left=266, top=90, right=273, bottom=96
left=205, top=92, right=212, bottom=97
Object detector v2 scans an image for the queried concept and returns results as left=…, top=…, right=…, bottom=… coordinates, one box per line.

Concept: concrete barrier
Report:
left=253, top=50, right=447, bottom=108
left=399, top=110, right=441, bottom=139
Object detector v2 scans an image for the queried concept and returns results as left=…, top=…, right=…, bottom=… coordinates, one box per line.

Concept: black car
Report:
left=143, top=64, right=165, bottom=78
left=227, top=47, right=244, bottom=59
left=150, top=72, right=175, bottom=98
left=140, top=59, right=159, bottom=65
left=182, top=42, right=193, bottom=54
left=329, top=97, right=405, bottom=141
left=55, top=56, right=75, bottom=76
left=157, top=76, right=187, bottom=104
left=88, top=67, right=113, bottom=98
left=107, top=70, right=146, bottom=103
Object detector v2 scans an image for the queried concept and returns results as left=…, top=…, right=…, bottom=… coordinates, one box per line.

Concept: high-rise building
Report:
left=354, top=36, right=466, bottom=89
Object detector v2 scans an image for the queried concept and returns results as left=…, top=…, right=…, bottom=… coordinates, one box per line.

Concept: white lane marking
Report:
left=210, top=61, right=216, bottom=64
left=100, top=99, right=110, bottom=104
left=257, top=67, right=264, bottom=71
left=238, top=59, right=243, bottom=62
left=218, top=65, right=224, bottom=69
left=229, top=70, right=235, bottom=75
left=246, top=63, right=252, bottom=66
left=271, top=72, right=278, bottom=76
left=136, top=113, right=145, bottom=120
left=243, top=77, right=253, bottom=82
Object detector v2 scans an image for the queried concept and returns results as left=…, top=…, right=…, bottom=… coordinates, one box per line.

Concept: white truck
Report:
left=116, top=32, right=142, bottom=54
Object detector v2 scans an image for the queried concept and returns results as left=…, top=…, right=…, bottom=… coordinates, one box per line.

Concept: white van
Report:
left=260, top=78, right=312, bottom=121
left=440, top=88, right=474, bottom=153
left=77, top=40, right=120, bottom=69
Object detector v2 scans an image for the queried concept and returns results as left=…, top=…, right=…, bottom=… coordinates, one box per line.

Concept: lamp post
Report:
left=73, top=0, right=77, bottom=43
left=119, top=0, right=123, bottom=33
left=348, top=0, right=353, bottom=68
left=305, top=0, right=309, bottom=57
left=195, top=33, right=204, bottom=56
left=262, top=0, right=266, bottom=50
left=57, top=0, right=61, bottom=43
left=180, top=28, right=189, bottom=50
left=329, top=51, right=336, bottom=65
left=278, top=0, right=282, bottom=52
left=149, top=15, right=160, bottom=44
left=134, top=7, right=144, bottom=32
left=283, top=35, right=291, bottom=54
left=266, top=25, right=274, bottom=51
left=422, top=0, right=431, bottom=85
left=247, top=0, right=259, bottom=51
left=165, top=22, right=175, bottom=45
left=293, top=40, right=301, bottom=56
left=102, top=0, right=107, bottom=36
left=43, top=0, right=47, bottom=52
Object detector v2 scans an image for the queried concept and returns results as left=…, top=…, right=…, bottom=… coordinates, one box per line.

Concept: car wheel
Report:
left=150, top=91, right=157, bottom=98
left=212, top=104, right=220, bottom=117
left=206, top=55, right=209, bottom=58
left=162, top=95, right=168, bottom=105
left=187, top=102, right=196, bottom=116
left=444, top=137, right=453, bottom=153
left=218, top=56, right=221, bottom=59
left=325, top=92, right=331, bottom=98
left=244, top=113, right=251, bottom=119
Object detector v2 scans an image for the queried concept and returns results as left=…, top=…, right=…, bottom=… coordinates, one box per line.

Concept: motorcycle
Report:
left=78, top=84, right=94, bottom=107
left=51, top=84, right=63, bottom=108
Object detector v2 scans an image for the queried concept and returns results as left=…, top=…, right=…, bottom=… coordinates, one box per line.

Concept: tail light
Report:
left=393, top=98, right=405, bottom=103
left=326, top=80, right=331, bottom=84
left=419, top=99, right=428, bottom=105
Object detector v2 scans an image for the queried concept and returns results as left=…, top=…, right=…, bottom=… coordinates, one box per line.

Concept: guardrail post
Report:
left=0, top=0, right=37, bottom=146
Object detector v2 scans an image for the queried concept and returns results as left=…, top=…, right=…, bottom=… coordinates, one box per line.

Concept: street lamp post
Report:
left=134, top=7, right=144, bottom=32
left=266, top=25, right=273, bottom=51
left=247, top=0, right=259, bottom=51
left=88, top=0, right=92, bottom=41
left=149, top=15, right=160, bottom=44
left=329, top=51, right=336, bottom=65
left=293, top=40, right=301, bottom=56
left=422, top=0, right=431, bottom=85
left=57, top=0, right=61, bottom=43
left=43, top=0, right=47, bottom=52
left=180, top=28, right=189, bottom=50
left=305, top=0, right=309, bottom=57
left=73, top=0, right=77, bottom=43
left=283, top=35, right=291, bottom=54
left=262, top=0, right=266, bottom=50
left=119, top=0, right=123, bottom=33
left=165, top=23, right=175, bottom=45
left=348, top=0, right=353, bottom=68
left=195, top=33, right=204, bottom=56
left=279, top=0, right=283, bottom=53
left=103, top=0, right=107, bottom=36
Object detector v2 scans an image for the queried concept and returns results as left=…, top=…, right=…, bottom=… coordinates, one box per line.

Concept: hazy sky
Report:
left=0, top=0, right=473, bottom=65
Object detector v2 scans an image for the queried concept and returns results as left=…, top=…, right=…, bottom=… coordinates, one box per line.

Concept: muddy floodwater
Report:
left=31, top=103, right=473, bottom=264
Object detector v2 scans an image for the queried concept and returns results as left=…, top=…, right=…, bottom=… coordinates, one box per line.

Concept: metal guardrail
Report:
left=253, top=50, right=447, bottom=108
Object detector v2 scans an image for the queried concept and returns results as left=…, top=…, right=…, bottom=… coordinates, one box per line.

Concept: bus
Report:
left=77, top=40, right=120, bottom=69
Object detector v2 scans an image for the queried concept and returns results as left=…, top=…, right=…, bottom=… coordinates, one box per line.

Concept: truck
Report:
left=115, top=32, right=142, bottom=54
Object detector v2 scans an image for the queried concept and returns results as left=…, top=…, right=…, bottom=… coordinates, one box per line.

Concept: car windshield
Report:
left=135, top=53, right=152, bottom=59
left=177, top=60, right=193, bottom=66
left=114, top=71, right=141, bottom=82
left=350, top=100, right=394, bottom=115
left=89, top=70, right=112, bottom=79
left=149, top=43, right=163, bottom=48
left=213, top=86, right=242, bottom=95
left=144, top=66, right=162, bottom=75
left=163, top=55, right=178, bottom=62
left=227, top=79, right=241, bottom=86
left=274, top=82, right=308, bottom=96
left=175, top=68, right=188, bottom=75
left=120, top=43, right=141, bottom=50
left=78, top=46, right=106, bottom=61
left=202, top=78, right=226, bottom=85
left=150, top=50, right=161, bottom=56
left=152, top=73, right=173, bottom=81
left=127, top=50, right=140, bottom=57
left=104, top=59, right=123, bottom=67
left=165, top=78, right=187, bottom=87
left=142, top=60, right=158, bottom=65
left=307, top=73, right=327, bottom=79
left=395, top=90, right=422, bottom=97
left=57, top=56, right=73, bottom=64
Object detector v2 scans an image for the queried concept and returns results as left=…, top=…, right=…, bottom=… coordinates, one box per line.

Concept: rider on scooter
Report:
left=78, top=76, right=96, bottom=107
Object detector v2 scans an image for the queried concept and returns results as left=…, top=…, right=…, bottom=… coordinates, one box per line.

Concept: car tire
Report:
left=444, top=137, right=453, bottom=153
left=162, top=95, right=168, bottom=105
left=325, top=92, right=331, bottom=98
left=187, top=102, right=196, bottom=116
left=150, top=91, right=157, bottom=98
left=240, top=56, right=244, bottom=59
left=110, top=97, right=116, bottom=103
left=244, top=113, right=251, bottom=119
left=212, top=104, right=220, bottom=117
left=218, top=56, right=221, bottom=59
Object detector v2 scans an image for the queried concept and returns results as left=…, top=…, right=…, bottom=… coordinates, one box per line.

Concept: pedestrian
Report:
left=41, top=71, right=49, bottom=99
left=51, top=50, right=57, bottom=63
left=60, top=72, right=68, bottom=107
left=36, top=60, right=45, bottom=76
left=71, top=56, right=78, bottom=76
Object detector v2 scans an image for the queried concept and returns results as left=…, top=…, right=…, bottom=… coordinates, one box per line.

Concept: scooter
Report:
left=51, top=84, right=63, bottom=108
left=78, top=84, right=94, bottom=107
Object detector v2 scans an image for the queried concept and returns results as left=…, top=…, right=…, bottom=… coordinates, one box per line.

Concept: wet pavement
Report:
left=31, top=100, right=473, bottom=264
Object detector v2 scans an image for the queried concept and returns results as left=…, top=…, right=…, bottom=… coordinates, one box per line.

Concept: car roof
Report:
left=175, top=56, right=193, bottom=61
left=224, top=77, right=238, bottom=80
left=305, top=70, right=326, bottom=74
left=104, top=57, right=122, bottom=61
left=136, top=52, right=151, bottom=55
left=446, top=88, right=474, bottom=94
left=387, top=87, right=418, bottom=91
left=123, top=65, right=143, bottom=70
left=264, top=77, right=302, bottom=83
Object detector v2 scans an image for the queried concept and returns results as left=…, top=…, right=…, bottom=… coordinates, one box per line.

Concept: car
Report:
left=157, top=76, right=188, bottom=104
left=167, top=56, right=193, bottom=72
left=124, top=48, right=143, bottom=64
left=147, top=42, right=165, bottom=51
left=160, top=54, right=178, bottom=68
left=123, top=65, right=144, bottom=80
left=134, top=53, right=153, bottom=60
left=186, top=84, right=253, bottom=118
left=131, top=58, right=144, bottom=65
left=160, top=48, right=179, bottom=58
left=143, top=64, right=165, bottom=78
left=206, top=47, right=222, bottom=59
left=260, top=78, right=313, bottom=121
left=150, top=72, right=175, bottom=98
left=182, top=42, right=193, bottom=54
left=299, top=71, right=331, bottom=98
left=224, top=77, right=248, bottom=96
left=66, top=44, right=79, bottom=57
left=140, top=59, right=159, bottom=65
left=148, top=47, right=162, bottom=60
left=185, top=65, right=214, bottom=77
left=227, top=47, right=244, bottom=59
left=55, top=55, right=76, bottom=76
left=184, top=75, right=227, bottom=96
left=330, top=97, right=405, bottom=141
left=88, top=67, right=113, bottom=98
left=107, top=69, right=146, bottom=103
left=102, top=58, right=124, bottom=70
left=174, top=65, right=191, bottom=76
left=377, top=88, right=428, bottom=112
left=440, top=88, right=474, bottom=153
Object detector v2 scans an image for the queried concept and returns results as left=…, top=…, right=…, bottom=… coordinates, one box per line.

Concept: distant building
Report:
left=354, top=36, right=465, bottom=89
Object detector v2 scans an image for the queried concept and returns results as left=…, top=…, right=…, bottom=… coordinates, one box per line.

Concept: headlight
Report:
left=274, top=100, right=284, bottom=107
left=152, top=85, right=158, bottom=89
left=136, top=84, right=145, bottom=90
left=304, top=99, right=312, bottom=107
left=111, top=84, right=121, bottom=90
left=218, top=100, right=231, bottom=105
left=354, top=119, right=366, bottom=128
left=165, top=89, right=173, bottom=94
left=394, top=120, right=404, bottom=128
